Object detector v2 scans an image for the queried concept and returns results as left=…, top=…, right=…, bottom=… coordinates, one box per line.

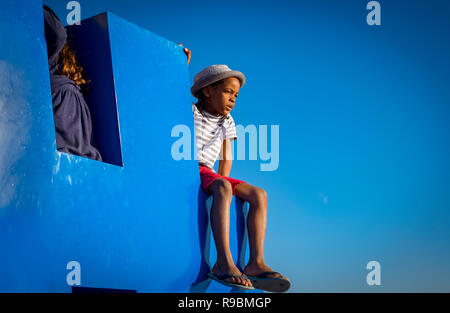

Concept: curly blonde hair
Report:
left=59, top=43, right=88, bottom=86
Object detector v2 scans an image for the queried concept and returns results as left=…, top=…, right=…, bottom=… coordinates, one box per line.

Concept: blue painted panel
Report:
left=0, top=1, right=228, bottom=293
left=0, top=0, right=58, bottom=292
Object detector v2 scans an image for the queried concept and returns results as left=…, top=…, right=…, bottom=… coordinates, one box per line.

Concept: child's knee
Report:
left=210, top=178, right=233, bottom=198
left=249, top=187, right=268, bottom=206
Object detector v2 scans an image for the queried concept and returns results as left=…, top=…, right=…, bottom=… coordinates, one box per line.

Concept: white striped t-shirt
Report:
left=192, top=103, right=237, bottom=171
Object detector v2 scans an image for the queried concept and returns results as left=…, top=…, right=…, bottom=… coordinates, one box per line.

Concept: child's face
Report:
left=203, top=77, right=240, bottom=116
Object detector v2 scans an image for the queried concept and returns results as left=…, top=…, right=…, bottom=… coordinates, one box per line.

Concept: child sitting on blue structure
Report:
left=192, top=65, right=291, bottom=292
left=43, top=5, right=102, bottom=161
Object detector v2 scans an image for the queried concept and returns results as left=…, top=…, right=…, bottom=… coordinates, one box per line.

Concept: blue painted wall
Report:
left=32, top=0, right=450, bottom=292
left=0, top=0, right=247, bottom=293
left=7, top=0, right=450, bottom=293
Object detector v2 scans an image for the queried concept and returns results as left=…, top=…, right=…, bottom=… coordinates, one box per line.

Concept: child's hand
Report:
left=178, top=43, right=191, bottom=65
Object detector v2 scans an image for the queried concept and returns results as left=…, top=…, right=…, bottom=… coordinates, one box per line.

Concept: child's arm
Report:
left=177, top=43, right=191, bottom=64
left=218, top=139, right=233, bottom=177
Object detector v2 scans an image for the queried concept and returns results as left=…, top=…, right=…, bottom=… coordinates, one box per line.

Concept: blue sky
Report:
left=44, top=0, right=450, bottom=292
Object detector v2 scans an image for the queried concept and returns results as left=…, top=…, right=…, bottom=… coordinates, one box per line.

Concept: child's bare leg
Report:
left=234, top=182, right=288, bottom=280
left=208, top=178, right=252, bottom=287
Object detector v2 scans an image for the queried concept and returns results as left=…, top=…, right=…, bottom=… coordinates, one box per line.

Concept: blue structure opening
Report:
left=62, top=13, right=123, bottom=167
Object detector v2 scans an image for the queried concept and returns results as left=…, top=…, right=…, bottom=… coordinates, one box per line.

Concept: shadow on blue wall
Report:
left=190, top=188, right=251, bottom=293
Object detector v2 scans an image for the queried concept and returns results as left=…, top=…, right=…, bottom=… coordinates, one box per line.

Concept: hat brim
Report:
left=191, top=70, right=246, bottom=98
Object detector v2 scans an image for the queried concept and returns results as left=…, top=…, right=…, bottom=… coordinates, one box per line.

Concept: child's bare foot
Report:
left=244, top=261, right=289, bottom=281
left=211, top=262, right=253, bottom=288
left=244, top=261, right=290, bottom=292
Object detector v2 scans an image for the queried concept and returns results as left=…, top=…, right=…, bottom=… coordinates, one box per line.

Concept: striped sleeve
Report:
left=223, top=115, right=237, bottom=142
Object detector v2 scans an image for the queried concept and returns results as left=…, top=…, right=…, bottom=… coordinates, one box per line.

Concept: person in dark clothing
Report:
left=43, top=5, right=102, bottom=161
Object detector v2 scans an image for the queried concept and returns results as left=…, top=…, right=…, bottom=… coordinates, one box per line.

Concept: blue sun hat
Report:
left=191, top=64, right=246, bottom=97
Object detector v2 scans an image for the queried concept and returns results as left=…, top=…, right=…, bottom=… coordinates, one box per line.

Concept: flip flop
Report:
left=207, top=272, right=255, bottom=290
left=246, top=271, right=291, bottom=292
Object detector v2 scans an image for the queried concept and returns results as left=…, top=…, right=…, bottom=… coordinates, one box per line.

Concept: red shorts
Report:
left=199, top=164, right=246, bottom=195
